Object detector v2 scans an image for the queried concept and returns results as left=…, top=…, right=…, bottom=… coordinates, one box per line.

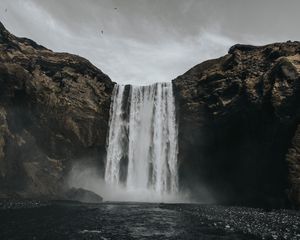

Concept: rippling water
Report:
left=1, top=201, right=300, bottom=240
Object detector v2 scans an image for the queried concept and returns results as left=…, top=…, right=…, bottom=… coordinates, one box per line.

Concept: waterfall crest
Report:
left=105, top=82, right=178, bottom=199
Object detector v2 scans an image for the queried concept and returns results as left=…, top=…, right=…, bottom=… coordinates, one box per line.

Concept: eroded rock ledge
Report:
left=173, top=41, right=300, bottom=208
left=0, top=22, right=114, bottom=198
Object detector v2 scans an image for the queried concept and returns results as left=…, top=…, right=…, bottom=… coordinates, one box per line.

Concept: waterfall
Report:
left=105, top=82, right=178, bottom=199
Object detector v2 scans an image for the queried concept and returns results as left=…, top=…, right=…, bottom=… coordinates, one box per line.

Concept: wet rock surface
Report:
left=1, top=202, right=300, bottom=240
left=173, top=41, right=300, bottom=207
left=63, top=187, right=103, bottom=203
left=173, top=205, right=300, bottom=240
left=0, top=22, right=114, bottom=198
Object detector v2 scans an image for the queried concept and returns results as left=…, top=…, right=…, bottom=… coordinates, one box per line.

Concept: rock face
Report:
left=173, top=42, right=300, bottom=207
left=0, top=22, right=114, bottom=198
left=63, top=187, right=103, bottom=203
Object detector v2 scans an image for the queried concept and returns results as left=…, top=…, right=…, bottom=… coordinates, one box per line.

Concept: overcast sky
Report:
left=1, top=0, right=300, bottom=85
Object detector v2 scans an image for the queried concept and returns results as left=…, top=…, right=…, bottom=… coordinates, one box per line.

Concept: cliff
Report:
left=1, top=21, right=300, bottom=208
left=173, top=42, right=300, bottom=207
left=0, top=22, right=114, bottom=198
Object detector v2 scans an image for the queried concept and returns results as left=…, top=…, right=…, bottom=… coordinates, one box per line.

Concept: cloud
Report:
left=70, top=29, right=234, bottom=85
left=0, top=0, right=234, bottom=85
left=1, top=0, right=299, bottom=85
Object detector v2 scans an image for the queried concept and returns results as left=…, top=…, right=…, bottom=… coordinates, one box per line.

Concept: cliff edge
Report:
left=173, top=42, right=300, bottom=207
left=0, top=22, right=114, bottom=198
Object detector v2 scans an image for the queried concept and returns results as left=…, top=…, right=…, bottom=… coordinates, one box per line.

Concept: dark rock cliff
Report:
left=173, top=42, right=300, bottom=208
left=1, top=21, right=300, bottom=208
left=0, top=22, right=114, bottom=198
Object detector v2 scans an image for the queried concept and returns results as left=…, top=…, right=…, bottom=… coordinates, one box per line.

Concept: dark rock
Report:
left=173, top=41, right=300, bottom=208
left=0, top=21, right=114, bottom=198
left=228, top=44, right=259, bottom=54
left=63, top=187, right=103, bottom=203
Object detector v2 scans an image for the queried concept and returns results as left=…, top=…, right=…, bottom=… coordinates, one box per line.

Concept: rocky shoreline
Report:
left=1, top=201, right=300, bottom=239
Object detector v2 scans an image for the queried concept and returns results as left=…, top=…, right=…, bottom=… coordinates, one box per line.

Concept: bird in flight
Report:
left=114, top=8, right=117, bottom=10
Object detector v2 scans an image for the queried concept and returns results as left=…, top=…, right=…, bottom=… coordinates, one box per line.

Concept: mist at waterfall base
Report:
left=68, top=162, right=188, bottom=203
left=68, top=83, right=213, bottom=203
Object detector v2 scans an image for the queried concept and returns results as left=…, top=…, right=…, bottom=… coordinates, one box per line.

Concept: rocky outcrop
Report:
left=286, top=124, right=300, bottom=207
left=63, top=187, right=103, bottom=203
left=0, top=22, right=114, bottom=198
left=173, top=42, right=300, bottom=208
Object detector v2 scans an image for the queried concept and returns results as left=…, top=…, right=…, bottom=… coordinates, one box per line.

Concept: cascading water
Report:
left=105, top=82, right=178, bottom=200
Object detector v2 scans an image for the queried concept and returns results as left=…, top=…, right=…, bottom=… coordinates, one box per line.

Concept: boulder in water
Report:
left=63, top=188, right=103, bottom=203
